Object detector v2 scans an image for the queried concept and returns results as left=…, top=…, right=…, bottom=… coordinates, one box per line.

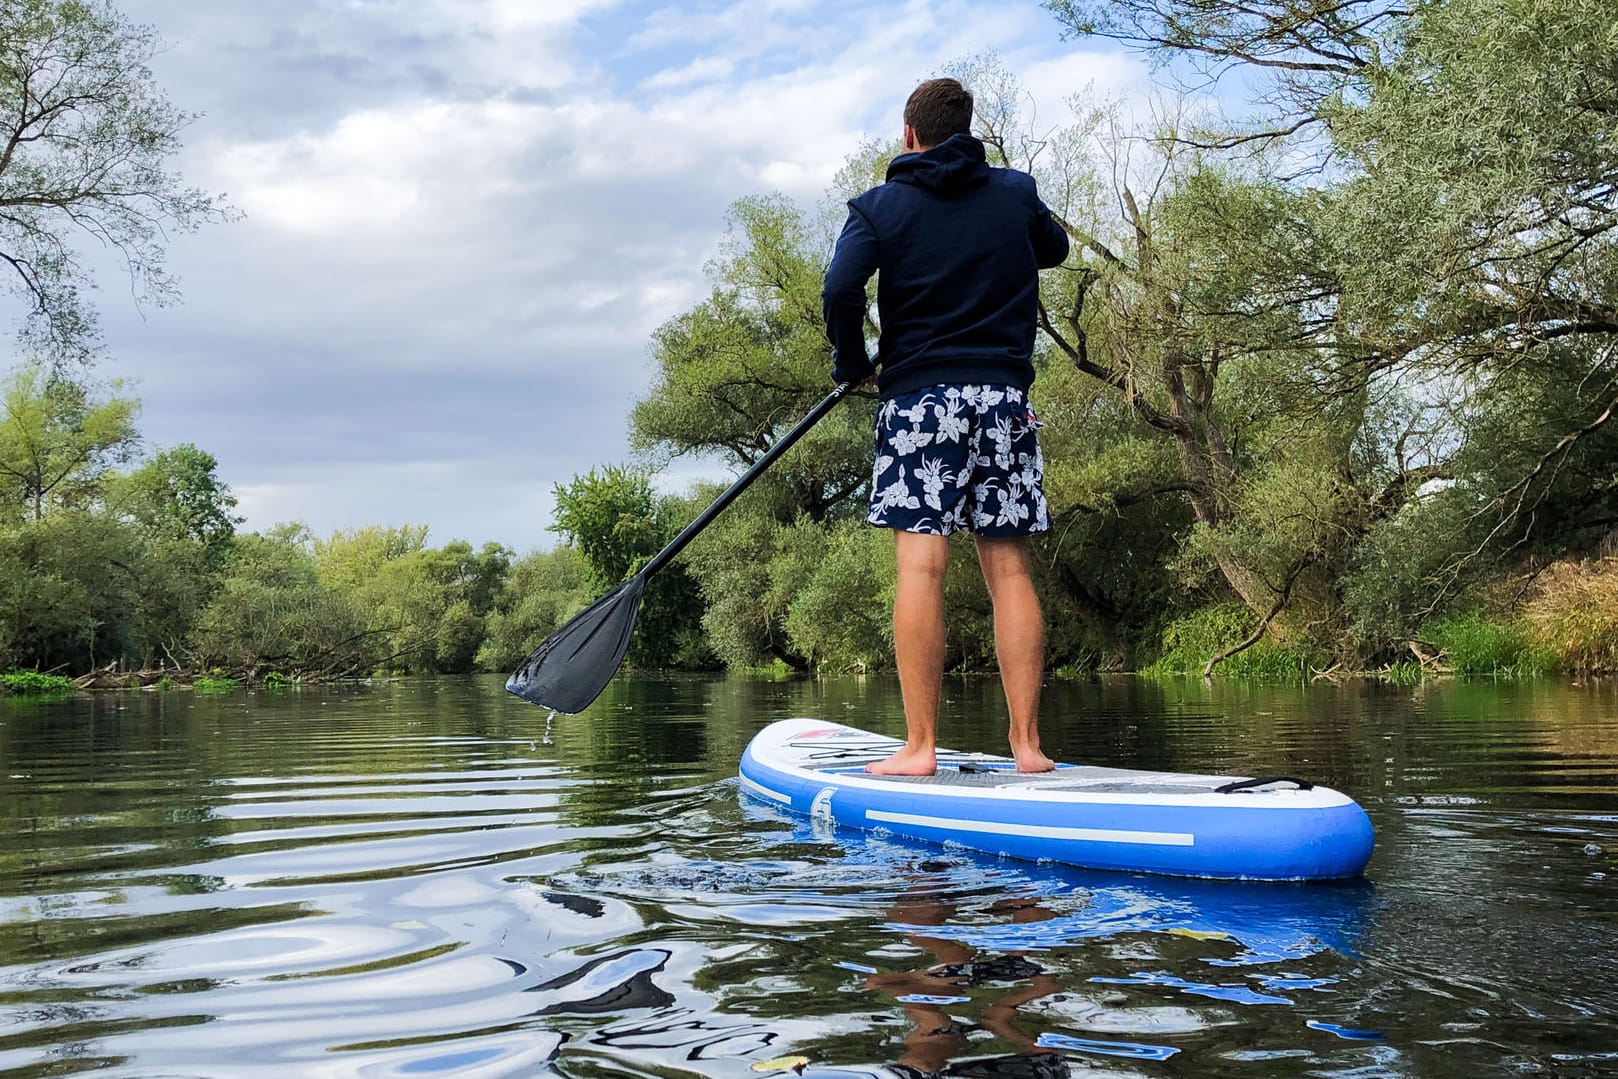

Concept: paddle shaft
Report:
left=641, top=382, right=857, bottom=580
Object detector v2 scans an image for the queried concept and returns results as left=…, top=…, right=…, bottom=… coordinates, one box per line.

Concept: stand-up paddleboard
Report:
left=739, top=719, right=1374, bottom=881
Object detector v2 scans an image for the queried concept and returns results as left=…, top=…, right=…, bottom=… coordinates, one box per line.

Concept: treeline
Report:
left=0, top=360, right=611, bottom=680
left=543, top=0, right=1618, bottom=679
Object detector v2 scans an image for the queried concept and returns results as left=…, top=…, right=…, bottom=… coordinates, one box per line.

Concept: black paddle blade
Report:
left=506, top=576, right=645, bottom=713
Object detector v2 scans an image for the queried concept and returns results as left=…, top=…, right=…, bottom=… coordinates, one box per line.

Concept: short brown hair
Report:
left=904, top=78, right=973, bottom=148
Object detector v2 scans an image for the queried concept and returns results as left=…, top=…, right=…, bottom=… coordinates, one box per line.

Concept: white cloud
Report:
left=641, top=55, right=735, bottom=89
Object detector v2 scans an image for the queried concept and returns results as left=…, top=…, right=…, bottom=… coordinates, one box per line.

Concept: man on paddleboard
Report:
left=822, top=77, right=1069, bottom=776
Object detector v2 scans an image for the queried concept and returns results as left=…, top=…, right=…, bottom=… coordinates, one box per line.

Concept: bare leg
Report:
left=867, top=531, right=949, bottom=776
left=975, top=536, right=1053, bottom=772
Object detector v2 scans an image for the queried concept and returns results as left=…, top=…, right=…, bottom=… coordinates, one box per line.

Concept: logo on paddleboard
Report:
left=795, top=727, right=849, bottom=740
left=810, top=787, right=836, bottom=822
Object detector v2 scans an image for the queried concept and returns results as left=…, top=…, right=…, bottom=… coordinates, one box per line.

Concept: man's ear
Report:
left=903, top=124, right=918, bottom=152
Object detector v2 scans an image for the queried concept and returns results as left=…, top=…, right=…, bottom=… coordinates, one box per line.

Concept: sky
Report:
left=89, top=0, right=1156, bottom=552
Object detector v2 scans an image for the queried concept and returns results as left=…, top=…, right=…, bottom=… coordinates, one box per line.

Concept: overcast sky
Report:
left=94, top=0, right=1152, bottom=552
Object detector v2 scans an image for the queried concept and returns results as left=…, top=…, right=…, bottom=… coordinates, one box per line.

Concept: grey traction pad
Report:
left=812, top=764, right=1234, bottom=796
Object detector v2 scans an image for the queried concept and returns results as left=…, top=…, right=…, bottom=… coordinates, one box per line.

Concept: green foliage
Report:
left=1426, top=613, right=1558, bottom=680
left=192, top=676, right=238, bottom=693
left=1143, top=605, right=1320, bottom=682
left=5, top=7, right=1615, bottom=682
left=109, top=444, right=240, bottom=559
left=0, top=363, right=140, bottom=521
left=190, top=525, right=367, bottom=675
left=262, top=671, right=294, bottom=688
left=477, top=546, right=593, bottom=671
left=1043, top=0, right=1618, bottom=658
left=550, top=466, right=710, bottom=669
left=783, top=524, right=895, bottom=672
left=631, top=192, right=876, bottom=528
left=0, top=511, right=146, bottom=672
left=551, top=468, right=661, bottom=590
left=302, top=527, right=514, bottom=675
left=1378, top=661, right=1426, bottom=686
left=0, top=670, right=75, bottom=696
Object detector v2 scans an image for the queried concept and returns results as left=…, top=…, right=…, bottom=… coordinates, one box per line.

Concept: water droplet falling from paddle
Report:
left=543, top=709, right=557, bottom=746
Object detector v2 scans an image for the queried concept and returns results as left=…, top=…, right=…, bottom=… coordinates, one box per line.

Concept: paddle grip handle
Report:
left=640, top=382, right=857, bottom=580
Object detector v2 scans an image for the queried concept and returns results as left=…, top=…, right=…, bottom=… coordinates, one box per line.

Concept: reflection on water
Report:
left=0, top=673, right=1614, bottom=1077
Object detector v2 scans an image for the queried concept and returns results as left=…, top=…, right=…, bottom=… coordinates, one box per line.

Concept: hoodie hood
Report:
left=886, top=132, right=990, bottom=196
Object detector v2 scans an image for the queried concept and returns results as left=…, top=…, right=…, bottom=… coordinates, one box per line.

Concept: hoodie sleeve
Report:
left=1030, top=196, right=1070, bottom=270
left=822, top=204, right=879, bottom=384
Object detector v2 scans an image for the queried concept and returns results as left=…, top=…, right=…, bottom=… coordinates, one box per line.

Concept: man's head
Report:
left=903, top=78, right=973, bottom=153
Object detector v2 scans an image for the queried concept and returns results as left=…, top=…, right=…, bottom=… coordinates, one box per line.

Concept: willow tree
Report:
left=946, top=58, right=1392, bottom=660
left=631, top=194, right=875, bottom=524
left=0, top=0, right=228, bottom=364
left=628, top=192, right=886, bottom=670
left=1047, top=0, right=1618, bottom=644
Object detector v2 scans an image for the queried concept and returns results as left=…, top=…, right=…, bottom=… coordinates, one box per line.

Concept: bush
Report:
left=192, top=676, right=239, bottom=693
left=0, top=671, right=76, bottom=696
left=1425, top=612, right=1557, bottom=678
left=784, top=523, right=895, bottom=671
left=1143, top=604, right=1321, bottom=681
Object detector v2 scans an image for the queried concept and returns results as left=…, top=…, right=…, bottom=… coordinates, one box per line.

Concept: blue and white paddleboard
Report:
left=739, top=719, right=1374, bottom=881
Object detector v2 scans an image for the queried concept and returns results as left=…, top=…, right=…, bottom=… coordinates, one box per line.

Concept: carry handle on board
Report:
left=506, top=381, right=859, bottom=714
left=1214, top=775, right=1316, bottom=793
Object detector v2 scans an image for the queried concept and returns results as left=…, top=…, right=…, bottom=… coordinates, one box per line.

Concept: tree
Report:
left=0, top=0, right=229, bottom=364
left=477, top=546, right=591, bottom=672
left=940, top=60, right=1379, bottom=654
left=1044, top=0, right=1618, bottom=650
left=96, top=444, right=240, bottom=665
left=631, top=194, right=875, bottom=525
left=630, top=110, right=1211, bottom=671
left=0, top=510, right=142, bottom=670
left=0, top=360, right=138, bottom=520
left=110, top=444, right=240, bottom=557
left=550, top=466, right=710, bottom=669
left=191, top=525, right=371, bottom=676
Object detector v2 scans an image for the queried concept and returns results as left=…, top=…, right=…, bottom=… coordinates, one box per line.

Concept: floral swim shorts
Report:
left=866, top=383, right=1049, bottom=537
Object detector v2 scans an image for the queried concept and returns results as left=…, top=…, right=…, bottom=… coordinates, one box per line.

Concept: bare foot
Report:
left=1013, top=747, right=1055, bottom=773
left=865, top=746, right=938, bottom=776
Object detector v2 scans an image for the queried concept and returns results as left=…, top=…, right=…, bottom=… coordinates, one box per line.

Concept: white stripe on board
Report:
left=739, top=774, right=792, bottom=804
left=866, top=809, right=1194, bottom=847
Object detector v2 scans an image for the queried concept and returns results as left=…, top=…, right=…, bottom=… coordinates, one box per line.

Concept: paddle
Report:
left=507, top=380, right=859, bottom=713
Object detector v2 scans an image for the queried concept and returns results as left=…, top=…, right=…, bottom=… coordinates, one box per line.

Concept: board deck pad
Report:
left=835, top=768, right=1246, bottom=795
left=796, top=730, right=1265, bottom=793
left=739, top=719, right=1375, bottom=881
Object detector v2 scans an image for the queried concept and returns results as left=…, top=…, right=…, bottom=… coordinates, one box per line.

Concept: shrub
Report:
left=1425, top=612, right=1557, bottom=678
left=1143, top=604, right=1320, bottom=681
left=192, top=676, right=239, bottom=693
left=0, top=671, right=76, bottom=696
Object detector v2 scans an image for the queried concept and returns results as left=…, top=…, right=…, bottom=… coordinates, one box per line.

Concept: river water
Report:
left=0, top=675, right=1614, bottom=1077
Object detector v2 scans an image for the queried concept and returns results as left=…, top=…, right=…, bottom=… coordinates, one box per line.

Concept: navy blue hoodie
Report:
left=822, top=133, right=1069, bottom=399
